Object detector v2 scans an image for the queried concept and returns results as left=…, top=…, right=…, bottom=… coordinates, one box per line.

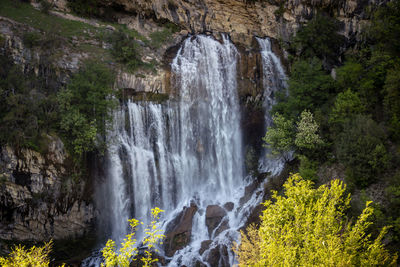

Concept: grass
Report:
left=76, top=43, right=113, bottom=62
left=0, top=0, right=171, bottom=72
left=0, top=0, right=100, bottom=39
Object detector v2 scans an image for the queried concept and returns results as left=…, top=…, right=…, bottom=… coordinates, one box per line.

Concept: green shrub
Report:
left=109, top=29, right=144, bottom=72
left=291, top=14, right=345, bottom=62
left=23, top=32, right=42, bottom=48
left=383, top=65, right=400, bottom=140
left=273, top=58, right=337, bottom=120
left=39, top=0, right=52, bottom=14
left=67, top=0, right=100, bottom=18
left=149, top=28, right=173, bottom=49
left=298, top=155, right=318, bottom=182
left=370, top=0, right=400, bottom=57
left=262, top=113, right=295, bottom=158
left=295, top=110, right=324, bottom=153
left=329, top=89, right=365, bottom=130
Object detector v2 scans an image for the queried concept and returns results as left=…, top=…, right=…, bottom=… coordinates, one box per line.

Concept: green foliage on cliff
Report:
left=329, top=89, right=365, bottom=126
left=370, top=0, right=400, bottom=57
left=335, top=115, right=389, bottom=187
left=67, top=0, right=101, bottom=18
left=291, top=14, right=345, bottom=62
left=263, top=109, right=324, bottom=160
left=265, top=1, right=400, bottom=256
left=58, top=61, right=116, bottom=158
left=0, top=56, right=59, bottom=151
left=273, top=58, right=336, bottom=120
left=295, top=110, right=324, bottom=152
left=236, top=174, right=397, bottom=266
left=108, top=29, right=145, bottom=72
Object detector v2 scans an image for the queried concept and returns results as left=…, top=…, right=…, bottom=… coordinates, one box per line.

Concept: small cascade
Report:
left=256, top=37, right=288, bottom=175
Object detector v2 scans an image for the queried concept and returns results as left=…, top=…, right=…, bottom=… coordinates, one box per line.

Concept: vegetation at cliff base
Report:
left=236, top=174, right=398, bottom=266
left=0, top=240, right=65, bottom=267
left=102, top=207, right=165, bottom=267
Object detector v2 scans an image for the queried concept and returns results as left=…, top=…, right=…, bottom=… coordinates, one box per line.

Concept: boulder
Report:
left=205, top=205, right=226, bottom=237
left=223, top=202, right=234, bottom=211
left=204, top=244, right=229, bottom=267
left=164, top=202, right=198, bottom=257
left=199, top=240, right=212, bottom=255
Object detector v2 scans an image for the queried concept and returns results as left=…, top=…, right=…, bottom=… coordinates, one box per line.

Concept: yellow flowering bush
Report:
left=102, top=207, right=165, bottom=267
left=235, top=173, right=398, bottom=266
left=0, top=240, right=64, bottom=267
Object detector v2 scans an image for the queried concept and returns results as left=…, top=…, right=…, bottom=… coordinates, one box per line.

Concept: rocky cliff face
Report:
left=0, top=137, right=94, bottom=242
left=89, top=0, right=381, bottom=46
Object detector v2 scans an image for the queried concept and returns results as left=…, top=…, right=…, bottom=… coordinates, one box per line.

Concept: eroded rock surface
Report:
left=83, top=0, right=386, bottom=46
left=0, top=138, right=94, bottom=241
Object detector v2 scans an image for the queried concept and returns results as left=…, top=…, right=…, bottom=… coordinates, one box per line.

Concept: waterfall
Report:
left=92, top=34, right=250, bottom=266
left=88, top=35, right=287, bottom=267
left=256, top=37, right=288, bottom=175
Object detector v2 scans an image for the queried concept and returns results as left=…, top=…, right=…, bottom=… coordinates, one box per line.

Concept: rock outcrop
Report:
left=0, top=138, right=94, bottom=242
left=164, top=202, right=198, bottom=257
left=86, top=0, right=386, bottom=47
left=205, top=205, right=227, bottom=237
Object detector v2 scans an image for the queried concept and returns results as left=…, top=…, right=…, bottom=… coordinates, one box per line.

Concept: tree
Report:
left=0, top=55, right=59, bottom=151
left=102, top=207, right=165, bottom=267
left=329, top=89, right=365, bottom=126
left=383, top=65, right=400, bottom=140
left=58, top=61, right=116, bottom=158
left=273, top=58, right=336, bottom=120
left=262, top=113, right=295, bottom=158
left=335, top=115, right=389, bottom=187
left=292, top=14, right=345, bottom=62
left=370, top=0, right=400, bottom=57
left=109, top=29, right=143, bottom=72
left=295, top=110, right=324, bottom=151
left=235, top=174, right=397, bottom=266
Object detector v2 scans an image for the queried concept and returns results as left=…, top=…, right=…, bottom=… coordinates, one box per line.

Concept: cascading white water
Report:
left=256, top=37, right=288, bottom=175
left=170, top=34, right=243, bottom=202
left=88, top=35, right=287, bottom=267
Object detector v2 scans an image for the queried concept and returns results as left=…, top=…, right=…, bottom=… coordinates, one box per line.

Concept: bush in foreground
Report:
left=236, top=174, right=397, bottom=266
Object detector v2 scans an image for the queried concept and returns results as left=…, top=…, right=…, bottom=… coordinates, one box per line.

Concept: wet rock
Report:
left=194, top=260, right=208, bottom=267
left=223, top=202, right=234, bottom=211
left=199, top=240, right=212, bottom=255
left=214, top=218, right=230, bottom=237
left=204, top=244, right=229, bottom=267
left=205, top=205, right=226, bottom=237
left=239, top=180, right=259, bottom=205
left=164, top=202, right=198, bottom=257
